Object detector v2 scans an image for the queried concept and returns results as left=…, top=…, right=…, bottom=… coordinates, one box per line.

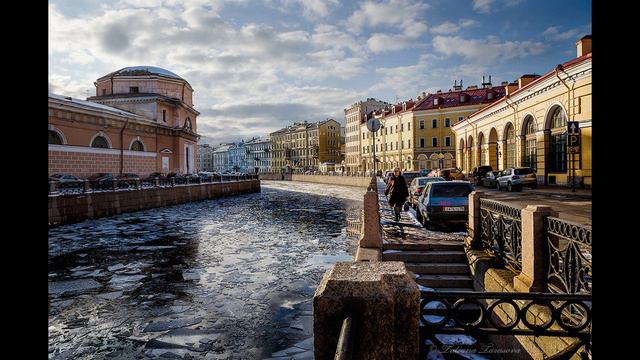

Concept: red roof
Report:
left=412, top=86, right=506, bottom=112
left=463, top=52, right=592, bottom=121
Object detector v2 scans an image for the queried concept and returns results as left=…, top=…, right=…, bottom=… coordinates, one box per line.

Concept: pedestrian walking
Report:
left=384, top=168, right=409, bottom=222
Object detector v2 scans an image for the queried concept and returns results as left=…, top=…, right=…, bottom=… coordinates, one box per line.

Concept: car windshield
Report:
left=431, top=184, right=473, bottom=198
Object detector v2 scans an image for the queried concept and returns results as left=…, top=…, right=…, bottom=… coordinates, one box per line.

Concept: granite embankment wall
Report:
left=291, top=175, right=372, bottom=188
left=49, top=180, right=260, bottom=225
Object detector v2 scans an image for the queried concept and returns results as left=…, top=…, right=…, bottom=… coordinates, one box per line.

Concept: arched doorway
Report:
left=545, top=105, right=568, bottom=182
left=488, top=128, right=498, bottom=170
left=478, top=132, right=486, bottom=166
left=467, top=135, right=474, bottom=173
left=459, top=139, right=465, bottom=170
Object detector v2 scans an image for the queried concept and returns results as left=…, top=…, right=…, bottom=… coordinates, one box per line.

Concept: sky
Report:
left=49, top=0, right=591, bottom=146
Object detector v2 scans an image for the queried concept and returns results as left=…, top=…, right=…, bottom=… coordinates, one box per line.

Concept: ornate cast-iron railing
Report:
left=479, top=198, right=523, bottom=272
left=419, top=290, right=592, bottom=360
left=48, top=174, right=259, bottom=196
left=346, top=209, right=363, bottom=238
left=546, top=216, right=592, bottom=295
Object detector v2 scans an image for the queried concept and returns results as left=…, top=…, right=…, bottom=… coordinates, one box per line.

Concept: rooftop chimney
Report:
left=576, top=35, right=592, bottom=57
left=505, top=82, right=519, bottom=96
left=501, top=81, right=509, bottom=86
left=518, top=74, right=540, bottom=89
left=466, top=85, right=478, bottom=90
left=453, top=80, right=463, bottom=91
left=482, top=75, right=493, bottom=88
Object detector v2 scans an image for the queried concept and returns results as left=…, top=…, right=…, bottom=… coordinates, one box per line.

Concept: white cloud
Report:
left=543, top=26, right=579, bottom=42
left=473, top=0, right=495, bottom=14
left=367, top=33, right=414, bottom=53
left=347, top=0, right=429, bottom=34
left=431, top=19, right=479, bottom=34
left=432, top=36, right=547, bottom=65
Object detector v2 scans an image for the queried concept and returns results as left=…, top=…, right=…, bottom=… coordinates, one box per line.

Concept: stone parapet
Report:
left=313, top=261, right=419, bottom=360
left=48, top=180, right=261, bottom=225
left=291, top=174, right=372, bottom=188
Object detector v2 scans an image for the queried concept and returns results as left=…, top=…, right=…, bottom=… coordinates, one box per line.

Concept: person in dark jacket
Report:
left=384, top=168, right=409, bottom=222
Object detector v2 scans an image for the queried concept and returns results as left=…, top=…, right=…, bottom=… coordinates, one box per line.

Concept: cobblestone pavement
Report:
left=48, top=181, right=365, bottom=359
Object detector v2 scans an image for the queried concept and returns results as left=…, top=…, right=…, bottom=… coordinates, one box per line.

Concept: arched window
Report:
left=523, top=116, right=537, bottom=169
left=184, top=117, right=192, bottom=130
left=48, top=130, right=63, bottom=145
left=478, top=133, right=486, bottom=166
left=549, top=107, right=567, bottom=172
left=91, top=135, right=109, bottom=148
left=505, top=123, right=516, bottom=168
left=130, top=140, right=144, bottom=151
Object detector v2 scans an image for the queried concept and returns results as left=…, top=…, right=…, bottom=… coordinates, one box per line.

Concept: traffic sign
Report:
left=568, top=147, right=580, bottom=154
left=366, top=118, right=381, bottom=132
left=568, top=133, right=581, bottom=148
left=568, top=121, right=580, bottom=135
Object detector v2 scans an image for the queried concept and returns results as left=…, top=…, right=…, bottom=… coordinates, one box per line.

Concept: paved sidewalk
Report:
left=522, top=185, right=591, bottom=199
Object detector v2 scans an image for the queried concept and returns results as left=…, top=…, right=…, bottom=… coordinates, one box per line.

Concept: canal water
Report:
left=48, top=181, right=366, bottom=359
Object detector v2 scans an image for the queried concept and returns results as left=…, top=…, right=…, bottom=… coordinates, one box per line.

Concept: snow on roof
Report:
left=114, top=66, right=183, bottom=80
left=48, top=93, right=143, bottom=118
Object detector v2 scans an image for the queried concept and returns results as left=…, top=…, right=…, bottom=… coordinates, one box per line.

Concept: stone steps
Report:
left=382, top=250, right=467, bottom=263
left=416, top=274, right=474, bottom=288
left=405, top=262, right=469, bottom=275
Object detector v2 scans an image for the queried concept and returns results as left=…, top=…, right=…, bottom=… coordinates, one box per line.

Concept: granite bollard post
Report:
left=465, top=191, right=485, bottom=249
left=313, top=261, right=419, bottom=360
left=513, top=205, right=558, bottom=292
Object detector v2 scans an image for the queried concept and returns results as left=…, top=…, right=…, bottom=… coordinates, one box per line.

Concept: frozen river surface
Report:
left=48, top=181, right=366, bottom=359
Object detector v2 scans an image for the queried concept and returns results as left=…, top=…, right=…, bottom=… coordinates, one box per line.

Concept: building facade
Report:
left=245, top=137, right=271, bottom=173
left=212, top=144, right=232, bottom=172
left=344, top=98, right=390, bottom=172
left=228, top=141, right=246, bottom=173
left=270, top=119, right=342, bottom=172
left=48, top=66, right=200, bottom=177
left=452, top=36, right=592, bottom=187
left=198, top=144, right=215, bottom=172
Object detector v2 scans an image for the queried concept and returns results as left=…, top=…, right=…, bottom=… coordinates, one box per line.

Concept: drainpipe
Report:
left=555, top=65, right=573, bottom=121
left=120, top=118, right=130, bottom=176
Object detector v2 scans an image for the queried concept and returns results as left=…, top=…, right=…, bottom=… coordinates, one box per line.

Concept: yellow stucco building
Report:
left=452, top=36, right=592, bottom=187
left=270, top=119, right=341, bottom=172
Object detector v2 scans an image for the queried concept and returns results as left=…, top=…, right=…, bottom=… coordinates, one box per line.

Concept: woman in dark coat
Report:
left=384, top=168, right=409, bottom=222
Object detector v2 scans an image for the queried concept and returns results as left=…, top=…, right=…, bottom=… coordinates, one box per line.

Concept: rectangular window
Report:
left=419, top=120, right=424, bottom=129
left=129, top=87, right=139, bottom=93
left=445, top=137, right=451, bottom=147
left=445, top=118, right=451, bottom=127
left=162, top=110, right=167, bottom=122
left=420, top=138, right=425, bottom=148
left=102, top=89, right=106, bottom=95
left=408, top=140, right=411, bottom=148
left=432, top=137, right=438, bottom=147
left=401, top=141, right=404, bottom=149
left=390, top=127, right=393, bottom=134
left=432, top=119, right=437, bottom=128
left=408, top=122, right=411, bottom=131
left=458, top=116, right=463, bottom=122
left=396, top=141, right=398, bottom=149
left=391, top=143, right=393, bottom=151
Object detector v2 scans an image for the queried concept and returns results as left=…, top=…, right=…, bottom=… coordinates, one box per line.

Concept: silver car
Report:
left=496, top=167, right=537, bottom=192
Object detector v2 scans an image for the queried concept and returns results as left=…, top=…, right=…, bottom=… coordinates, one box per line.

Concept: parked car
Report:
left=416, top=181, right=474, bottom=228
left=408, top=176, right=446, bottom=208
left=496, top=167, right=538, bottom=192
left=481, top=171, right=501, bottom=188
left=419, top=169, right=431, bottom=177
left=49, top=173, right=82, bottom=183
left=87, top=173, right=113, bottom=183
left=144, top=172, right=164, bottom=181
left=469, top=166, right=493, bottom=185
left=117, top=173, right=139, bottom=180
left=427, top=168, right=465, bottom=181
left=401, top=171, right=422, bottom=186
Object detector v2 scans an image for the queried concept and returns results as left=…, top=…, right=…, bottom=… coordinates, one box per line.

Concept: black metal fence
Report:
left=546, top=217, right=592, bottom=295
left=49, top=174, right=259, bottom=196
left=479, top=198, right=523, bottom=272
left=419, top=290, right=592, bottom=360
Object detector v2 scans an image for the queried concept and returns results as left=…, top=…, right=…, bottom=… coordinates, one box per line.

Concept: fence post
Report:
left=465, top=191, right=485, bottom=249
left=513, top=205, right=558, bottom=292
left=313, top=262, right=419, bottom=360
left=155, top=178, right=160, bottom=187
left=135, top=179, right=141, bottom=189
left=111, top=179, right=118, bottom=191
left=170, top=178, right=176, bottom=187
left=83, top=180, right=90, bottom=193
left=49, top=181, right=57, bottom=194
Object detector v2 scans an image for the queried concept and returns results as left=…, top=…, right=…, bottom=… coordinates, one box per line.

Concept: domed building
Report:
left=48, top=66, right=200, bottom=177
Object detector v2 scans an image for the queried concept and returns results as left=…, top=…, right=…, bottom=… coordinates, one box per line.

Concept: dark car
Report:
left=87, top=173, right=113, bottom=183
left=416, top=181, right=474, bottom=228
left=401, top=171, right=422, bottom=186
left=117, top=173, right=139, bottom=180
left=469, top=165, right=493, bottom=185
left=481, top=171, right=501, bottom=188
left=49, top=173, right=82, bottom=183
left=427, top=168, right=465, bottom=181
left=144, top=172, right=164, bottom=181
